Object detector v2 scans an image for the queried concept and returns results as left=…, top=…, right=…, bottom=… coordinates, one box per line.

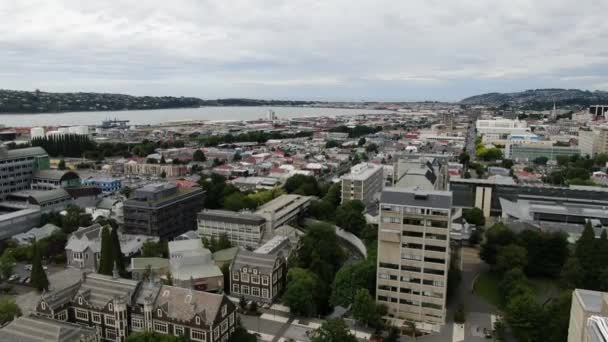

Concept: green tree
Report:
left=458, top=152, right=470, bottom=165
left=141, top=241, right=166, bottom=258
left=335, top=200, right=367, bottom=236
left=505, top=293, right=544, bottom=342
left=57, top=159, right=66, bottom=170
left=120, top=186, right=133, bottom=199
left=357, top=137, right=366, bottom=146
left=295, top=223, right=345, bottom=284
left=216, top=233, right=233, bottom=251
left=160, top=170, right=167, bottom=178
left=0, top=298, right=22, bottom=324
left=284, top=174, right=320, bottom=196
left=560, top=257, right=584, bottom=289
left=0, top=252, right=16, bottom=281
left=454, top=303, right=466, bottom=324
left=501, top=159, right=514, bottom=169
left=498, top=268, right=528, bottom=303
left=193, top=149, right=206, bottom=162
left=228, top=324, right=257, bottom=342
left=480, top=223, right=516, bottom=266
left=462, top=207, right=485, bottom=226
left=97, top=226, right=114, bottom=276
left=365, top=143, right=378, bottom=153
left=326, top=140, right=340, bottom=148
left=125, top=332, right=187, bottom=342
left=533, top=156, right=548, bottom=166
left=311, top=319, right=357, bottom=342
left=543, top=292, right=572, bottom=342
left=282, top=268, right=318, bottom=316
left=352, top=289, right=378, bottom=327
left=110, top=226, right=126, bottom=276
left=30, top=243, right=49, bottom=292
left=331, top=260, right=376, bottom=307
left=60, top=205, right=92, bottom=234
left=223, top=192, right=256, bottom=211
left=496, top=244, right=527, bottom=273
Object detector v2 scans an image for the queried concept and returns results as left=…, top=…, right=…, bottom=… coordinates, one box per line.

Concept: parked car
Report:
left=8, top=274, right=20, bottom=282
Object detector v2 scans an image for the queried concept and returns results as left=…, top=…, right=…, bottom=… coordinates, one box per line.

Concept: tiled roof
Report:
left=78, top=273, right=139, bottom=308
left=0, top=315, right=96, bottom=342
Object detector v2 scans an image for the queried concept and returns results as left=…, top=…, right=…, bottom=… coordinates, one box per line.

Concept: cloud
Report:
left=1, top=0, right=608, bottom=101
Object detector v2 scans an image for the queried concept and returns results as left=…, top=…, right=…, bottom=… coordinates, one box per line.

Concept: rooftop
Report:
left=380, top=187, right=452, bottom=209
left=198, top=209, right=266, bottom=225
left=0, top=146, right=47, bottom=161
left=575, top=288, right=604, bottom=313
left=255, top=194, right=311, bottom=215
left=0, top=315, right=97, bottom=342
left=341, top=162, right=383, bottom=181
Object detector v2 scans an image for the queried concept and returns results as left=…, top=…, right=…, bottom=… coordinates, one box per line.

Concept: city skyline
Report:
left=3, top=1, right=608, bottom=101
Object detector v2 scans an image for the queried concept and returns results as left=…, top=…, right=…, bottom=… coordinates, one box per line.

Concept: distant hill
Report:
left=0, top=89, right=315, bottom=113
left=460, top=89, right=608, bottom=110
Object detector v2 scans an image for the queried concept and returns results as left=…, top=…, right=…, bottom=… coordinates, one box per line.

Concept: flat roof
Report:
left=255, top=194, right=311, bottom=215
left=575, top=289, right=604, bottom=313
left=380, top=187, right=452, bottom=209
left=341, top=163, right=382, bottom=181
left=198, top=209, right=266, bottom=225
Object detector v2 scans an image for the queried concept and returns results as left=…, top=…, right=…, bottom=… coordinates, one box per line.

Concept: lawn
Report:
left=473, top=272, right=502, bottom=308
left=472, top=271, right=560, bottom=308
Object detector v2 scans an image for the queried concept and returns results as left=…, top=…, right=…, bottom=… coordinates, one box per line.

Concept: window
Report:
left=261, top=276, right=269, bottom=286
left=105, top=315, right=115, bottom=327
left=221, top=319, right=228, bottom=333
left=232, top=272, right=239, bottom=281
left=75, top=309, right=89, bottom=321
left=232, top=284, right=239, bottom=293
left=214, top=327, right=219, bottom=339
left=196, top=316, right=201, bottom=325
left=241, top=273, right=249, bottom=283
left=78, top=297, right=83, bottom=305
left=92, top=313, right=102, bottom=324
left=262, top=288, right=269, bottom=299
left=154, top=322, right=168, bottom=334
left=222, top=304, right=227, bottom=317
left=41, top=302, right=46, bottom=310
left=251, top=274, right=259, bottom=284
left=108, top=303, right=113, bottom=311
left=229, top=313, right=235, bottom=325
left=106, top=328, right=117, bottom=340
left=157, top=309, right=162, bottom=317
left=56, top=310, right=67, bottom=321
left=191, top=329, right=206, bottom=341
left=132, top=318, right=144, bottom=331
left=242, top=285, right=250, bottom=295
left=252, top=287, right=260, bottom=297
left=174, top=325, right=185, bottom=336
left=242, top=267, right=248, bottom=273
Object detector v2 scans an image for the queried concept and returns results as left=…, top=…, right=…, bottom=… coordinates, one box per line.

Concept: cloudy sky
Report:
left=2, top=0, right=608, bottom=101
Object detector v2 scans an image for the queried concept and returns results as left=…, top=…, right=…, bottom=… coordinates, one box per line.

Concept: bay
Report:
left=0, top=106, right=394, bottom=127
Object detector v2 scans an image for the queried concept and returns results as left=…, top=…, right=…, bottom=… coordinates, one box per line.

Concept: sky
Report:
left=1, top=0, right=608, bottom=102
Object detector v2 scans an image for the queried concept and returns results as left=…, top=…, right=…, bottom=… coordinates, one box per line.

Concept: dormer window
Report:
left=108, top=303, right=113, bottom=311
left=221, top=305, right=227, bottom=317
left=253, top=269, right=258, bottom=275
left=242, top=267, right=248, bottom=273
left=195, top=316, right=201, bottom=325
left=157, top=309, right=162, bottom=317
left=78, top=297, right=83, bottom=305
left=41, top=302, right=46, bottom=310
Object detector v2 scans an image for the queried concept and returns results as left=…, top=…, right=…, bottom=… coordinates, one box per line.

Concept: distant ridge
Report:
left=0, top=89, right=315, bottom=114
left=460, top=88, right=608, bottom=110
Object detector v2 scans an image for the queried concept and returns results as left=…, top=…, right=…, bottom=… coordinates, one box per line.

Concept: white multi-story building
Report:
left=197, top=210, right=267, bottom=249
left=255, top=194, right=312, bottom=232
left=376, top=188, right=452, bottom=330
left=476, top=119, right=530, bottom=138
left=341, top=163, right=384, bottom=207
left=579, top=127, right=608, bottom=158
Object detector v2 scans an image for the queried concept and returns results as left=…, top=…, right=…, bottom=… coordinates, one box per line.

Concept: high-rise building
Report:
left=123, top=183, right=204, bottom=239
left=376, top=187, right=452, bottom=329
left=0, top=146, right=50, bottom=199
left=340, top=163, right=384, bottom=207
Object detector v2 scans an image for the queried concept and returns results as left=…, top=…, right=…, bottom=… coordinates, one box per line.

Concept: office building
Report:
left=568, top=289, right=606, bottom=342
left=393, top=156, right=449, bottom=191
left=35, top=272, right=237, bottom=342
left=123, top=183, right=204, bottom=239
left=506, top=144, right=579, bottom=161
left=341, top=163, right=384, bottom=207
left=198, top=209, right=267, bottom=249
left=230, top=249, right=286, bottom=304
left=579, top=127, right=608, bottom=158
left=82, top=177, right=122, bottom=192
left=31, top=170, right=81, bottom=190
left=376, top=188, right=452, bottom=328
left=475, top=118, right=529, bottom=137
left=255, top=194, right=311, bottom=232
left=0, top=146, right=50, bottom=199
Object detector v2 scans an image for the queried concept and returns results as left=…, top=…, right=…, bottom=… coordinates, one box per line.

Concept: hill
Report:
left=0, top=89, right=315, bottom=113
left=460, top=89, right=608, bottom=110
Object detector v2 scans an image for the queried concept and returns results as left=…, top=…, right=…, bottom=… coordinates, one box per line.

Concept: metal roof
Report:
left=380, top=187, right=452, bottom=209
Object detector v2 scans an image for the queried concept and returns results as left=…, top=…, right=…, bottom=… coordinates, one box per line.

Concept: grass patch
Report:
left=473, top=272, right=561, bottom=308
left=473, top=272, right=502, bottom=307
